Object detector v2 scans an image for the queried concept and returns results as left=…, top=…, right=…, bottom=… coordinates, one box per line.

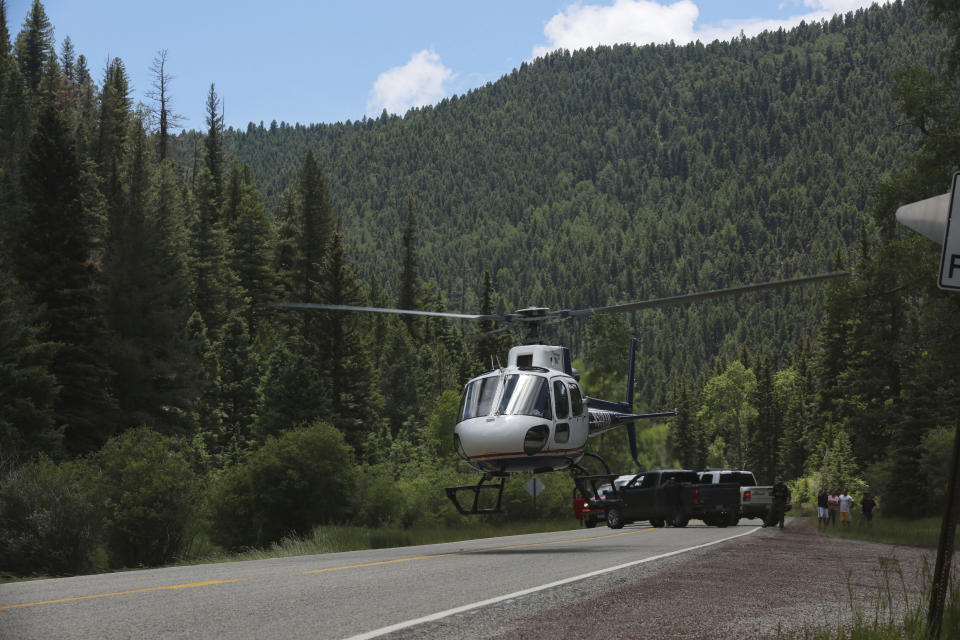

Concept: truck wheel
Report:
left=675, top=517, right=689, bottom=528
left=585, top=518, right=597, bottom=529
left=606, top=508, right=624, bottom=529
left=716, top=512, right=729, bottom=527
left=701, top=515, right=717, bottom=526
left=726, top=513, right=740, bottom=527
left=650, top=519, right=665, bottom=528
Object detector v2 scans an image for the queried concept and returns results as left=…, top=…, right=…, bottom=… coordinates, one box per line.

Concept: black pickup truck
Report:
left=577, top=469, right=741, bottom=529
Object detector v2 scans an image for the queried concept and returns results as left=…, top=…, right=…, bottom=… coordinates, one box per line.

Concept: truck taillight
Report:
left=692, top=487, right=700, bottom=502
left=743, top=490, right=751, bottom=501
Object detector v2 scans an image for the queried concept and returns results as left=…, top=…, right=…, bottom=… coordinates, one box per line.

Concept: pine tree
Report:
left=203, top=83, right=225, bottom=213
left=315, top=230, right=379, bottom=450
left=473, top=270, right=510, bottom=373
left=96, top=57, right=132, bottom=207
left=396, top=199, right=421, bottom=330
left=748, top=355, right=780, bottom=483
left=0, top=269, right=59, bottom=460
left=102, top=117, right=196, bottom=436
left=16, top=102, right=115, bottom=453
left=297, top=150, right=332, bottom=299
left=667, top=376, right=699, bottom=469
left=214, top=309, right=260, bottom=465
left=0, top=0, right=29, bottom=257
left=12, top=0, right=52, bottom=92
left=225, top=163, right=277, bottom=333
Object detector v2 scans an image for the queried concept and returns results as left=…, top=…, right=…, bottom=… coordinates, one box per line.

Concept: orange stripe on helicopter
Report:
left=467, top=445, right=585, bottom=460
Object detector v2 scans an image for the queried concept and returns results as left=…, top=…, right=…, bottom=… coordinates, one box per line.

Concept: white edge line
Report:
left=343, top=526, right=761, bottom=640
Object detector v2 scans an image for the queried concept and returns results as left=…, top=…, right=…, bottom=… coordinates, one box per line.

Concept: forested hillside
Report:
left=169, top=0, right=944, bottom=407
left=2, top=0, right=960, bottom=578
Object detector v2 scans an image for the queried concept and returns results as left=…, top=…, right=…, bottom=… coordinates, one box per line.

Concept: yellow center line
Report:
left=0, top=578, right=247, bottom=612
left=304, top=527, right=651, bottom=574
left=1, top=527, right=653, bottom=611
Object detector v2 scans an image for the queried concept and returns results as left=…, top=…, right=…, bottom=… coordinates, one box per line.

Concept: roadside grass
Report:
left=186, top=519, right=580, bottom=564
left=812, top=514, right=960, bottom=549
left=778, top=514, right=960, bottom=639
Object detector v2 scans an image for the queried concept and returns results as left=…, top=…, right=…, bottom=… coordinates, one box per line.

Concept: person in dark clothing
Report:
left=817, top=485, right=829, bottom=530
left=765, top=480, right=790, bottom=528
left=859, top=492, right=878, bottom=527
left=660, top=476, right=683, bottom=526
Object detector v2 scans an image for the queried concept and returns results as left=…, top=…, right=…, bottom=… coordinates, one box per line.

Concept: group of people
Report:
left=816, top=486, right=877, bottom=529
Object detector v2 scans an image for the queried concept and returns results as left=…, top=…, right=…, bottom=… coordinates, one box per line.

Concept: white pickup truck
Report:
left=697, top=469, right=790, bottom=524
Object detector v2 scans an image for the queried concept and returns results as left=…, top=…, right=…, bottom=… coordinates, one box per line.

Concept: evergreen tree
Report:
left=102, top=116, right=195, bottom=435
left=396, top=199, right=420, bottom=334
left=225, top=163, right=277, bottom=333
left=12, top=0, right=52, bottom=92
left=473, top=270, right=510, bottom=372
left=16, top=102, right=115, bottom=453
left=96, top=57, right=132, bottom=206
left=188, top=165, right=234, bottom=335
left=748, top=354, right=779, bottom=482
left=315, top=230, right=379, bottom=450
left=214, top=309, right=260, bottom=465
left=203, top=83, right=225, bottom=213
left=296, top=150, right=332, bottom=299
left=0, top=0, right=29, bottom=257
left=0, top=269, right=59, bottom=460
left=667, top=376, right=699, bottom=469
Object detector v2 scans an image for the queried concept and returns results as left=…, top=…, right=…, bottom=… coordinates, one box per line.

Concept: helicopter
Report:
left=277, top=271, right=847, bottom=514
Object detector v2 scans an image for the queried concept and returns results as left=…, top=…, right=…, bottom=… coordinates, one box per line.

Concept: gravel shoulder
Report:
left=401, top=518, right=947, bottom=639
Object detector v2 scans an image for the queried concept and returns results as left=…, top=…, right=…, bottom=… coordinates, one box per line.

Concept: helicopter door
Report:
left=565, top=381, right=588, bottom=445
left=551, top=379, right=571, bottom=445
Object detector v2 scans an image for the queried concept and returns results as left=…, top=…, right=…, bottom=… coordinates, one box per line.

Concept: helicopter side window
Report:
left=497, top=374, right=553, bottom=419
left=553, top=380, right=569, bottom=419
left=459, top=376, right=499, bottom=420
left=569, top=383, right=584, bottom=416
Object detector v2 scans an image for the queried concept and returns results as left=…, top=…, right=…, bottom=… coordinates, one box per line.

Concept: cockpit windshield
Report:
left=459, top=375, right=499, bottom=421
left=458, top=373, right=554, bottom=421
left=497, top=374, right=552, bottom=419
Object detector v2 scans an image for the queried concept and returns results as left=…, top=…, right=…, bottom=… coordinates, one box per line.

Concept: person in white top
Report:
left=838, top=489, right=855, bottom=527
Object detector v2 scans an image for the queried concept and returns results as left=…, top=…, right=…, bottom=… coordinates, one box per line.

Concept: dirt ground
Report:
left=490, top=518, right=945, bottom=639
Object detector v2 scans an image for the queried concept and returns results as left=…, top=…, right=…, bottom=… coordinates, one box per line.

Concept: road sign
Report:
left=939, top=172, right=960, bottom=290
left=524, top=477, right=546, bottom=497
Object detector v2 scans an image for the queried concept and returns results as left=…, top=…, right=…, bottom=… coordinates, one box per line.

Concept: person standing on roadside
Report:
left=827, top=490, right=839, bottom=527
left=765, top=479, right=790, bottom=528
left=838, top=489, right=854, bottom=527
left=817, top=485, right=829, bottom=530
left=859, top=492, right=877, bottom=527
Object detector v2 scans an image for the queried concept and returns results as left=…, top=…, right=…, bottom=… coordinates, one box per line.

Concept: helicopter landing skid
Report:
left=445, top=475, right=506, bottom=515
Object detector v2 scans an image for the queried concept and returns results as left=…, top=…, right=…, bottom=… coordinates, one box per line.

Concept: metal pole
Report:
left=927, top=420, right=960, bottom=639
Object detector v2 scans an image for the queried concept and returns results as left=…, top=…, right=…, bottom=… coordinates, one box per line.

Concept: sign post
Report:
left=896, top=174, right=960, bottom=639
left=524, top=477, right=546, bottom=517
left=927, top=420, right=960, bottom=640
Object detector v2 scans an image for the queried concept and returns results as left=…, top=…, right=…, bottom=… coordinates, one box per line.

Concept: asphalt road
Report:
left=0, top=522, right=760, bottom=640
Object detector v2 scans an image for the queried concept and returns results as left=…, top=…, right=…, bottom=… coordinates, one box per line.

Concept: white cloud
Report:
left=367, top=50, right=454, bottom=117
left=533, top=0, right=699, bottom=58
left=532, top=0, right=880, bottom=58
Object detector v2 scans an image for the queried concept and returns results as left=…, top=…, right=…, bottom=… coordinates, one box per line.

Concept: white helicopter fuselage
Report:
left=453, top=344, right=590, bottom=476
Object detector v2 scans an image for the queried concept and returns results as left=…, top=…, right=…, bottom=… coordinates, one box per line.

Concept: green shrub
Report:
left=208, top=420, right=356, bottom=550
left=353, top=470, right=404, bottom=527
left=0, top=456, right=98, bottom=576
left=96, top=427, right=202, bottom=568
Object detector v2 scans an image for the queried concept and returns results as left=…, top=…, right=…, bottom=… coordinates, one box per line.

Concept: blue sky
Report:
left=7, top=0, right=881, bottom=131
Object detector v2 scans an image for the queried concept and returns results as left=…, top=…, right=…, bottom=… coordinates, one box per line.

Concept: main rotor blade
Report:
left=567, top=271, right=849, bottom=317
left=273, top=302, right=507, bottom=322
